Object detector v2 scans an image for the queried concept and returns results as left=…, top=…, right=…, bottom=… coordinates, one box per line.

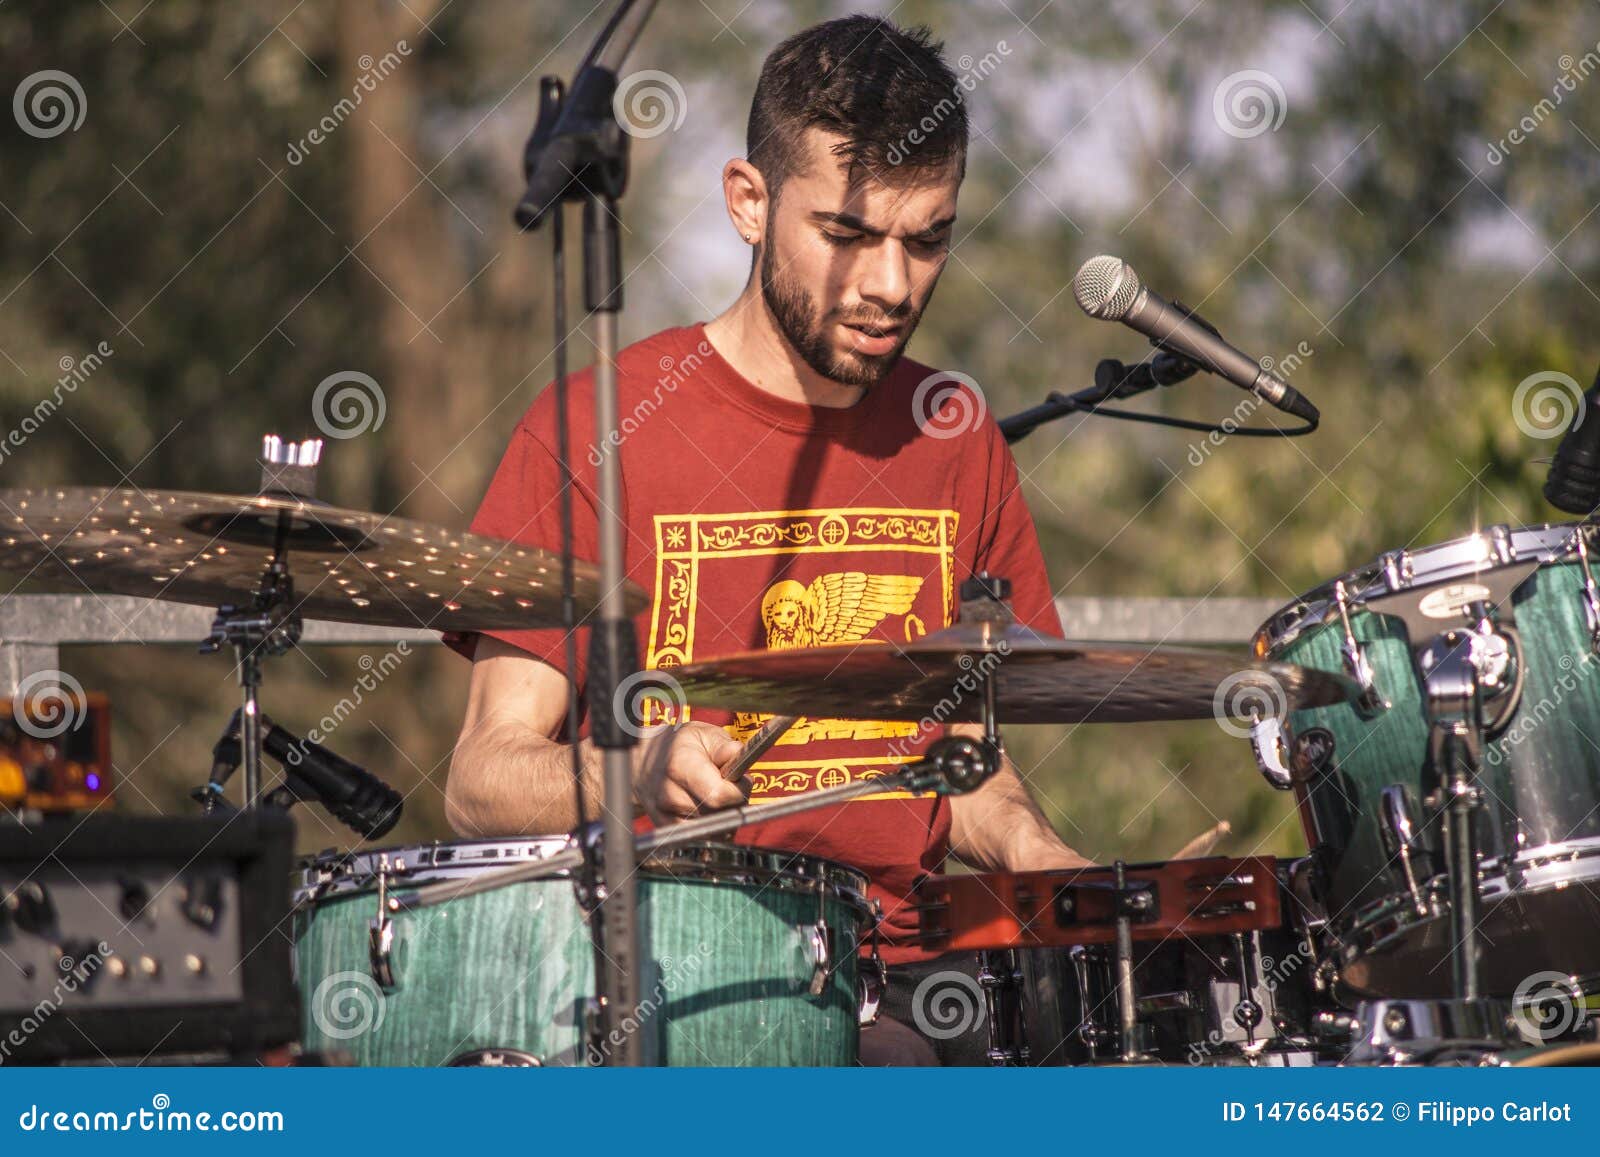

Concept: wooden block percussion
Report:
left=914, top=855, right=1282, bottom=953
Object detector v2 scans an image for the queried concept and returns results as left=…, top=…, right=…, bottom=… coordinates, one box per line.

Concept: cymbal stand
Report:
left=195, top=436, right=319, bottom=809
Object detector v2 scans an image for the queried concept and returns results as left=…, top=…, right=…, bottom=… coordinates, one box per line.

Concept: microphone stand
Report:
left=999, top=353, right=1197, bottom=443
left=513, top=0, right=657, bottom=1067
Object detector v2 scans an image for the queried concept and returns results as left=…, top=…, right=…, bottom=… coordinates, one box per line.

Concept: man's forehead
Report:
left=783, top=128, right=960, bottom=224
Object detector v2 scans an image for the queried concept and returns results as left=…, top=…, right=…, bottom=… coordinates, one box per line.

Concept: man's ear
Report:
left=723, top=158, right=769, bottom=245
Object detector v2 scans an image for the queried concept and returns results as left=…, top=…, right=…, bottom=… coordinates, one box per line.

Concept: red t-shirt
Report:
left=445, top=323, right=1061, bottom=961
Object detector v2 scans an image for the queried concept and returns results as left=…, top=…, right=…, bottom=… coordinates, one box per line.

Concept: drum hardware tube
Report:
left=396, top=737, right=998, bottom=912
left=977, top=949, right=1027, bottom=1066
left=1112, top=861, right=1143, bottom=1061
left=1229, top=931, right=1264, bottom=1047
left=1418, top=630, right=1488, bottom=1002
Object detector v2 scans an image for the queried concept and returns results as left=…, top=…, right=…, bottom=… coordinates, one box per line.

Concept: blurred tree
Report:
left=2, top=0, right=1596, bottom=865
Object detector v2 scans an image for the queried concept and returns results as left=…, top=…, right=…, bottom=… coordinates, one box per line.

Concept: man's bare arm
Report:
left=945, top=723, right=1092, bottom=872
left=445, top=635, right=747, bottom=837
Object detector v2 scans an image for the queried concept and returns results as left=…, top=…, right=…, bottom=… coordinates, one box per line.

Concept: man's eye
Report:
left=821, top=231, right=862, bottom=247
left=910, top=235, right=951, bottom=253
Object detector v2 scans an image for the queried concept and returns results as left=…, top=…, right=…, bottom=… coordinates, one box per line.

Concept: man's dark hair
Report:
left=747, top=15, right=969, bottom=197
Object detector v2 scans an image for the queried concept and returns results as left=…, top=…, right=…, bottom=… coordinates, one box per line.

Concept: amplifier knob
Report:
left=137, top=955, right=160, bottom=978
left=6, top=880, right=54, bottom=934
left=106, top=956, right=128, bottom=979
left=118, top=878, right=151, bottom=922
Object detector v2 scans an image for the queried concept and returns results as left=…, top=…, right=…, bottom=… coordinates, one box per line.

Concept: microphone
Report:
left=1542, top=367, right=1600, bottom=515
left=1072, top=255, right=1319, bottom=425
left=261, top=718, right=403, bottom=840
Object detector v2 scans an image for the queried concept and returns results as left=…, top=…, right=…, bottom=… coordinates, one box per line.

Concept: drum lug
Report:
left=1572, top=526, right=1600, bottom=655
left=806, top=922, right=831, bottom=998
left=1379, top=784, right=1433, bottom=919
left=1379, top=549, right=1412, bottom=592
left=1334, top=580, right=1387, bottom=717
left=1248, top=713, right=1294, bottom=790
left=369, top=853, right=398, bottom=990
left=857, top=954, right=887, bottom=1027
left=806, top=877, right=832, bottom=998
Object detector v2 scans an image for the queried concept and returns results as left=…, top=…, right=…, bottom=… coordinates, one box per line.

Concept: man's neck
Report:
left=704, top=285, right=866, bottom=410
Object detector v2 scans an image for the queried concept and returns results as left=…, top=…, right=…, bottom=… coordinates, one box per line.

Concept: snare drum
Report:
left=1255, top=522, right=1600, bottom=997
left=292, top=839, right=872, bottom=1066
left=913, top=857, right=1319, bottom=1065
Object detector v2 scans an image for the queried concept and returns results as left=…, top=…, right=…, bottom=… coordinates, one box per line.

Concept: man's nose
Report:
left=856, top=238, right=911, bottom=310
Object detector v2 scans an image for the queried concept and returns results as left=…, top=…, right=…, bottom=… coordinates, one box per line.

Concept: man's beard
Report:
left=760, top=240, right=920, bottom=388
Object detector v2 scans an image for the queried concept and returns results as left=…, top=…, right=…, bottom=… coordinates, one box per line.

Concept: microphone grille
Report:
left=1072, top=255, right=1142, bottom=321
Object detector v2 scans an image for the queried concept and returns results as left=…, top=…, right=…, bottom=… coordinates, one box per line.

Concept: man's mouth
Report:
left=839, top=319, right=903, bottom=354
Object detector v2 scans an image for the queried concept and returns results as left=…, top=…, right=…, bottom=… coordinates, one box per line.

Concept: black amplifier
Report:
left=0, top=811, right=299, bottom=1063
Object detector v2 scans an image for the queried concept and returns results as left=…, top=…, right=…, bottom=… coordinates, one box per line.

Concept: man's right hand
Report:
left=632, top=720, right=750, bottom=822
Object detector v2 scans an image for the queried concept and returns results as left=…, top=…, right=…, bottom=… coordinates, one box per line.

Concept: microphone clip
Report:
left=515, top=69, right=630, bottom=232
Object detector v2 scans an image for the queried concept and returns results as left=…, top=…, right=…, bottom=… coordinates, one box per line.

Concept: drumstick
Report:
left=721, top=714, right=798, bottom=782
left=1172, top=820, right=1231, bottom=860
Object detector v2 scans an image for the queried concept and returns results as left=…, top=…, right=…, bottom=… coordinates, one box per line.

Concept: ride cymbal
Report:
left=0, top=486, right=645, bottom=631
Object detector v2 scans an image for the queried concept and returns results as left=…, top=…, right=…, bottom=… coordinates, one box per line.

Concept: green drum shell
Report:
left=1272, top=558, right=1600, bottom=995
left=294, top=843, right=867, bottom=1066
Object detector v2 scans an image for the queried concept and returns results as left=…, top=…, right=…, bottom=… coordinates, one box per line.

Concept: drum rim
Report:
left=1254, top=521, right=1589, bottom=656
left=294, top=836, right=873, bottom=914
left=1330, top=835, right=1600, bottom=965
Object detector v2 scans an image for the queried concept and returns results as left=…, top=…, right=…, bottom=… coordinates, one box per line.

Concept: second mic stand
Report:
left=999, top=352, right=1198, bottom=443
left=514, top=43, right=644, bottom=1062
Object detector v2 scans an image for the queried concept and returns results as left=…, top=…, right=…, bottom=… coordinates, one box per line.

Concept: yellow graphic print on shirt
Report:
left=644, top=508, right=958, bottom=803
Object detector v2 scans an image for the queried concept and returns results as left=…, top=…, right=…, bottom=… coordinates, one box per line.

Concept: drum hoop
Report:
left=294, top=837, right=872, bottom=916
left=1255, top=522, right=1587, bottom=655
left=1335, top=835, right=1600, bottom=956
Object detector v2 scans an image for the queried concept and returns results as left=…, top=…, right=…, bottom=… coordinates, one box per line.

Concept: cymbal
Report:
left=673, top=619, right=1358, bottom=724
left=0, top=487, right=646, bottom=631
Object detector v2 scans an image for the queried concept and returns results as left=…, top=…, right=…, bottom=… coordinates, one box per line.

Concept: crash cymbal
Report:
left=673, top=618, right=1358, bottom=724
left=0, top=486, right=646, bottom=631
